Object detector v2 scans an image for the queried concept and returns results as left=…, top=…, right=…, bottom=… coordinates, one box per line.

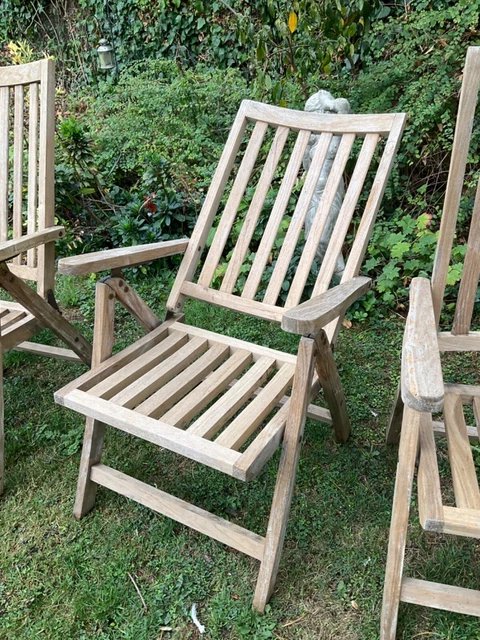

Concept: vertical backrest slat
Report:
left=167, top=99, right=405, bottom=330
left=198, top=120, right=269, bottom=288
left=0, top=86, right=9, bottom=242
left=13, top=84, right=24, bottom=265
left=451, top=176, right=480, bottom=335
left=166, top=103, right=248, bottom=312
left=263, top=131, right=335, bottom=306
left=323, top=113, right=407, bottom=342
left=313, top=133, right=380, bottom=297
left=27, top=82, right=39, bottom=267
left=431, top=47, right=480, bottom=324
left=221, top=125, right=290, bottom=294
left=285, top=133, right=356, bottom=308
left=241, top=129, right=312, bottom=300
left=36, top=58, right=56, bottom=298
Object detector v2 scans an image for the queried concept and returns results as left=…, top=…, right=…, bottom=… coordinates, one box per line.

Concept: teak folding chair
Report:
left=381, top=47, right=480, bottom=638
left=55, top=100, right=405, bottom=609
left=0, top=59, right=92, bottom=494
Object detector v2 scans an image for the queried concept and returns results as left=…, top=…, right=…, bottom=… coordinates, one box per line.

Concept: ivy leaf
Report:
left=197, top=17, right=206, bottom=29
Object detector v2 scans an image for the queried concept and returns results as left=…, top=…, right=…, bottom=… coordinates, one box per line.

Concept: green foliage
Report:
left=236, top=0, right=385, bottom=102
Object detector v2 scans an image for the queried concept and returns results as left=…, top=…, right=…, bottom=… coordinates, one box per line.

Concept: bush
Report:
left=55, top=60, right=248, bottom=253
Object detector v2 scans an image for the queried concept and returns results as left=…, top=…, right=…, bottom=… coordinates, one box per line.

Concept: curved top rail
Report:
left=242, top=99, right=405, bottom=136
left=0, top=59, right=50, bottom=87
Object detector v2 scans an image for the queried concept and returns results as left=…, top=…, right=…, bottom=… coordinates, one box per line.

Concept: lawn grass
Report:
left=1, top=282, right=480, bottom=639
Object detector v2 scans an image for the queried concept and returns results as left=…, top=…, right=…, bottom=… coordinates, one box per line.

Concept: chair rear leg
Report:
left=74, top=282, right=115, bottom=518
left=314, top=329, right=350, bottom=443
left=253, top=337, right=316, bottom=612
left=380, top=405, right=420, bottom=639
left=386, top=382, right=404, bottom=444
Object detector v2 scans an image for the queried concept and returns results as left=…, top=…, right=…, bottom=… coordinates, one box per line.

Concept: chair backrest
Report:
left=0, top=58, right=55, bottom=299
left=167, top=100, right=406, bottom=341
left=431, top=47, right=480, bottom=332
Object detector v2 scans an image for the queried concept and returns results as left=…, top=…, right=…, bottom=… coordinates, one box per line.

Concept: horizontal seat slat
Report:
left=169, top=322, right=297, bottom=367
left=187, top=356, right=275, bottom=439
left=111, top=336, right=208, bottom=409
left=160, top=349, right=252, bottom=427
left=90, top=331, right=187, bottom=399
left=135, top=342, right=229, bottom=418
left=55, top=316, right=181, bottom=402
left=62, top=390, right=242, bottom=475
left=216, top=363, right=295, bottom=450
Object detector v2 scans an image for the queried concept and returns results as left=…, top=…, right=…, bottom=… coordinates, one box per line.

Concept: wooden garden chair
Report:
left=381, top=46, right=480, bottom=638
left=55, top=100, right=405, bottom=610
left=0, top=59, right=92, bottom=494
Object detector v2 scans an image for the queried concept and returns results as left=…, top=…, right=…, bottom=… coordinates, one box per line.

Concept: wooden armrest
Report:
left=58, top=238, right=189, bottom=276
left=281, top=276, right=371, bottom=335
left=401, top=277, right=444, bottom=413
left=0, top=226, right=64, bottom=263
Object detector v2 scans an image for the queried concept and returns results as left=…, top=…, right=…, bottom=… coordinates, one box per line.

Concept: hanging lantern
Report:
left=97, top=38, right=114, bottom=70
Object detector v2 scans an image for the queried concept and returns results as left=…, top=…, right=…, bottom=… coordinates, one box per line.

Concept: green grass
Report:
left=1, top=285, right=480, bottom=639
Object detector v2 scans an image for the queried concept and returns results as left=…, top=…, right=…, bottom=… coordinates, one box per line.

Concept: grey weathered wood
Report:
left=58, top=238, right=189, bottom=275
left=383, top=48, right=480, bottom=639
left=0, top=227, right=64, bottom=264
left=282, top=276, right=371, bottom=335
left=313, top=329, right=350, bottom=443
left=74, top=281, right=115, bottom=519
left=0, top=262, right=92, bottom=366
left=53, top=97, right=407, bottom=613
left=401, top=278, right=444, bottom=413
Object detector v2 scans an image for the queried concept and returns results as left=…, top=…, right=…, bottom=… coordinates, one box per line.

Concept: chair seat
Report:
left=419, top=385, right=480, bottom=540
left=0, top=300, right=38, bottom=350
left=55, top=319, right=317, bottom=481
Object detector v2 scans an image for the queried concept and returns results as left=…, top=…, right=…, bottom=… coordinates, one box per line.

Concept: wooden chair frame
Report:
left=0, top=59, right=92, bottom=494
left=381, top=46, right=480, bottom=638
left=55, top=100, right=405, bottom=610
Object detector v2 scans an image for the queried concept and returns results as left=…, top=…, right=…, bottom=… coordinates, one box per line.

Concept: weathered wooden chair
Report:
left=381, top=46, right=480, bottom=638
left=55, top=100, right=405, bottom=610
left=0, top=59, right=92, bottom=494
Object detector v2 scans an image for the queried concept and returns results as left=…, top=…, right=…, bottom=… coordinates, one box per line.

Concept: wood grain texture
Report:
left=0, top=262, right=92, bottom=365
left=401, top=278, right=444, bottom=413
left=73, top=281, right=115, bottom=519
left=91, top=464, right=265, bottom=559
left=380, top=405, right=420, bottom=640
left=253, top=336, right=315, bottom=612
left=0, top=227, right=63, bottom=263
left=400, top=578, right=480, bottom=616
left=431, top=47, right=480, bottom=323
left=443, top=393, right=480, bottom=509
left=58, top=239, right=189, bottom=275
left=281, top=276, right=371, bottom=335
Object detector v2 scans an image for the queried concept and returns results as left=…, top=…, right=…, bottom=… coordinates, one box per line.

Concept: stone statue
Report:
left=303, top=89, right=351, bottom=278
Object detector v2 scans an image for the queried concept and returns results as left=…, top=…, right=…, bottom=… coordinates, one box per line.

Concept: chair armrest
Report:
left=281, top=276, right=371, bottom=335
left=0, top=226, right=64, bottom=263
left=401, top=277, right=444, bottom=413
left=58, top=238, right=189, bottom=276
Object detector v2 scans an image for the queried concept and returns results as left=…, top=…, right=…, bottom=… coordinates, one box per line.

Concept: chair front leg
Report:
left=253, top=336, right=316, bottom=612
left=380, top=404, right=420, bottom=640
left=74, top=281, right=115, bottom=519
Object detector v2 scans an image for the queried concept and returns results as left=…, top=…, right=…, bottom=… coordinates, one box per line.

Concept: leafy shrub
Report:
left=55, top=60, right=248, bottom=253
